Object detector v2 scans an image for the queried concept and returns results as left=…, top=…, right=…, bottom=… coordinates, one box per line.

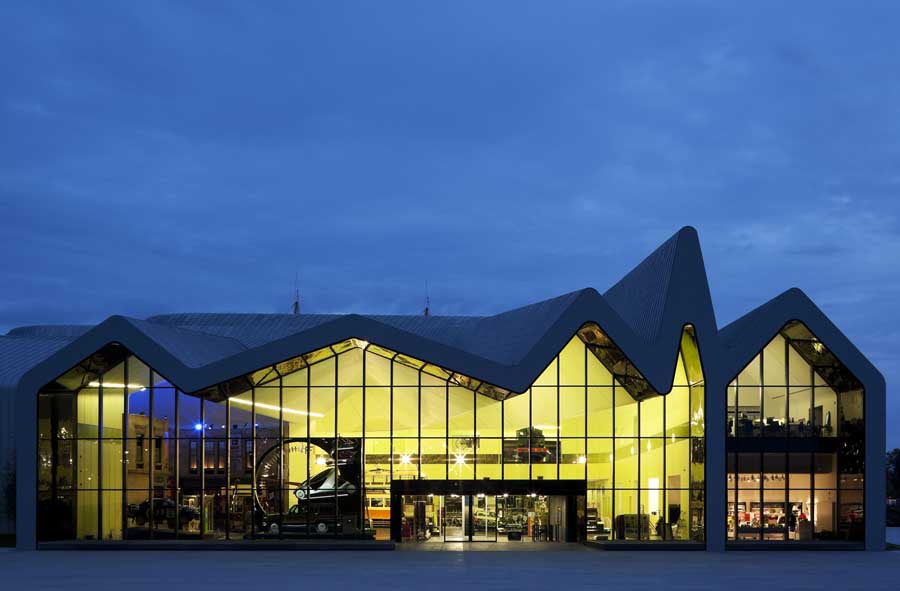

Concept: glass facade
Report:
left=726, top=321, right=865, bottom=542
left=36, top=324, right=706, bottom=543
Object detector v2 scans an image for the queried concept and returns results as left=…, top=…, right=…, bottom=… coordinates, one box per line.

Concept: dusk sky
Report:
left=2, top=2, right=898, bottom=447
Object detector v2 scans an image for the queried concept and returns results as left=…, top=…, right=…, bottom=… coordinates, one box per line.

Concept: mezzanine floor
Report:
left=2, top=546, right=899, bottom=591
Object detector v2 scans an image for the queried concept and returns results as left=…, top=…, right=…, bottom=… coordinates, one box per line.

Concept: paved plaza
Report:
left=1, top=545, right=898, bottom=591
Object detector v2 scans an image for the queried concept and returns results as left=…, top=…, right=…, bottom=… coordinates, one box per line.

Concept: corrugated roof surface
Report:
left=604, top=232, right=680, bottom=343
left=0, top=335, right=80, bottom=390
left=146, top=313, right=341, bottom=349
left=122, top=318, right=248, bottom=368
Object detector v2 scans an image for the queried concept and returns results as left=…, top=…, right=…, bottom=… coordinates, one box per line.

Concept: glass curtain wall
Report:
left=725, top=321, right=864, bottom=542
left=36, top=323, right=706, bottom=543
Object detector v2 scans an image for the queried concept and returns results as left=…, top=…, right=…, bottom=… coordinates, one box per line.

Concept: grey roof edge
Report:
left=10, top=227, right=884, bottom=402
left=717, top=287, right=885, bottom=388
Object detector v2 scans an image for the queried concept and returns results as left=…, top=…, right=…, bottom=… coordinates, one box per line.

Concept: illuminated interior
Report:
left=36, top=323, right=705, bottom=543
left=726, top=321, right=865, bottom=542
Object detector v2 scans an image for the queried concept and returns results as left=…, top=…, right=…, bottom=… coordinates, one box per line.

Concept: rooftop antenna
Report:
left=292, top=271, right=300, bottom=315
left=423, top=281, right=430, bottom=317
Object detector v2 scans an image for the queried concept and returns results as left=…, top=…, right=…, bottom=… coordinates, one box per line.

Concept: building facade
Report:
left=1, top=227, right=886, bottom=550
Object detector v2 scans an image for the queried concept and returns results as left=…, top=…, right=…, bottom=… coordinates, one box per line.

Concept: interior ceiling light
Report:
left=454, top=453, right=466, bottom=465
left=400, top=454, right=411, bottom=465
left=88, top=381, right=145, bottom=389
left=230, top=397, right=325, bottom=418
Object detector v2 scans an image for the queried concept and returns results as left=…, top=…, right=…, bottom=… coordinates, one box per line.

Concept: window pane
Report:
left=587, top=387, right=612, bottom=437
left=420, top=385, right=446, bottom=437
left=640, top=395, right=663, bottom=437
left=615, top=389, right=637, bottom=437
left=448, top=387, right=474, bottom=437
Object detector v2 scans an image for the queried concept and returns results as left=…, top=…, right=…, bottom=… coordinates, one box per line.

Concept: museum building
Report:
left=0, top=227, right=886, bottom=550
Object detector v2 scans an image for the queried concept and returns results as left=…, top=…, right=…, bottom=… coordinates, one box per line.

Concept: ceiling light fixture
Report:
left=230, top=397, right=325, bottom=418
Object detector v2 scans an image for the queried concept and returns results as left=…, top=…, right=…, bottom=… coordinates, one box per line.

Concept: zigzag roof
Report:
left=1, top=227, right=884, bottom=399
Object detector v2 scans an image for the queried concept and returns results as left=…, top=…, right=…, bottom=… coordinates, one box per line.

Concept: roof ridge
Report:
left=603, top=228, right=684, bottom=343
left=124, top=316, right=249, bottom=351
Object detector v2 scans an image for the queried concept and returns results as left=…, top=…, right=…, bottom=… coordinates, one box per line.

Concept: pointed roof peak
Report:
left=603, top=227, right=704, bottom=343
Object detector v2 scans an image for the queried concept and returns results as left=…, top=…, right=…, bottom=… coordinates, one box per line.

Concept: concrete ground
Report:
left=1, top=546, right=899, bottom=591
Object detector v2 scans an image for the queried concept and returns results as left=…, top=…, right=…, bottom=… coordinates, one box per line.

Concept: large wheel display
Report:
left=253, top=437, right=362, bottom=535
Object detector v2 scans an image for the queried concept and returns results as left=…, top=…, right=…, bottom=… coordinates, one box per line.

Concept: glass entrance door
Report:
left=472, top=495, right=497, bottom=541
left=443, top=495, right=466, bottom=541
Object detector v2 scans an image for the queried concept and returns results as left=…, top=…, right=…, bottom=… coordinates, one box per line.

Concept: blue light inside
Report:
left=194, top=423, right=203, bottom=431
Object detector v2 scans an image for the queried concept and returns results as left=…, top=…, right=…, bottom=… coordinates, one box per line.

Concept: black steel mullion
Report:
left=472, top=377, right=477, bottom=478
left=611, top=375, right=616, bottom=540
left=121, top=362, right=129, bottom=540
left=225, top=394, right=231, bottom=540
left=97, top=377, right=103, bottom=540
left=389, top=356, right=394, bottom=485
left=199, top=393, right=205, bottom=537
left=444, top=380, right=449, bottom=481
left=758, top=351, right=763, bottom=541
left=174, top=387, right=180, bottom=539
left=305, top=370, right=310, bottom=536
left=361, top=349, right=367, bottom=528
left=556, top=357, right=560, bottom=480
left=637, top=365, right=641, bottom=541
left=527, top=387, right=532, bottom=479
left=333, top=353, right=338, bottom=538
left=418, top=368, right=422, bottom=480
left=500, top=392, right=504, bottom=480
left=784, top=340, right=790, bottom=541
left=810, top=362, right=816, bottom=535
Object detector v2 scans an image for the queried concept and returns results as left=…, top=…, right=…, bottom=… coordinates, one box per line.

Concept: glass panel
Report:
left=815, top=385, right=837, bottom=437
left=737, top=354, right=761, bottom=387
left=666, top=387, right=690, bottom=437
left=814, top=453, right=837, bottom=489
left=392, top=388, right=418, bottom=437
left=309, top=388, right=335, bottom=437
left=614, top=438, right=637, bottom=488
left=531, top=387, right=557, bottom=434
left=587, top=387, right=612, bottom=437
left=587, top=489, right=612, bottom=540
left=392, top=438, right=418, bottom=480
left=420, top=438, right=446, bottom=481
left=762, top=387, right=786, bottom=436
left=448, top=386, right=473, bottom=437
left=666, top=437, right=690, bottom=488
left=613, top=489, right=639, bottom=540
left=363, top=439, right=391, bottom=488
left=763, top=335, right=786, bottom=385
left=640, top=395, right=663, bottom=437
left=559, top=438, right=585, bottom=480
left=558, top=337, right=584, bottom=385
left=587, top=439, right=612, bottom=488
left=690, top=385, right=705, bottom=438
left=476, top=438, right=502, bottom=480
left=420, top=385, right=446, bottom=437
left=736, top=387, right=760, bottom=437
left=476, top=395, right=502, bottom=438
left=337, top=386, right=363, bottom=437
left=614, top=389, right=637, bottom=437
left=101, top=364, right=125, bottom=439
left=533, top=358, right=557, bottom=387
left=337, top=348, right=363, bottom=386
left=77, top=386, right=100, bottom=438
left=365, top=387, right=390, bottom=438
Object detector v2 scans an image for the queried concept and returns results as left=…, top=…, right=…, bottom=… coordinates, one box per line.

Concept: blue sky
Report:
left=1, top=2, right=898, bottom=447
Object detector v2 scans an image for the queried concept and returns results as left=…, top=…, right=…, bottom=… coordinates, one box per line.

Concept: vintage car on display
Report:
left=126, top=498, right=200, bottom=530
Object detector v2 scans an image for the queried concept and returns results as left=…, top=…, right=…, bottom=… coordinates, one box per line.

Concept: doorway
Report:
left=398, top=493, right=571, bottom=543
left=391, top=479, right=585, bottom=545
